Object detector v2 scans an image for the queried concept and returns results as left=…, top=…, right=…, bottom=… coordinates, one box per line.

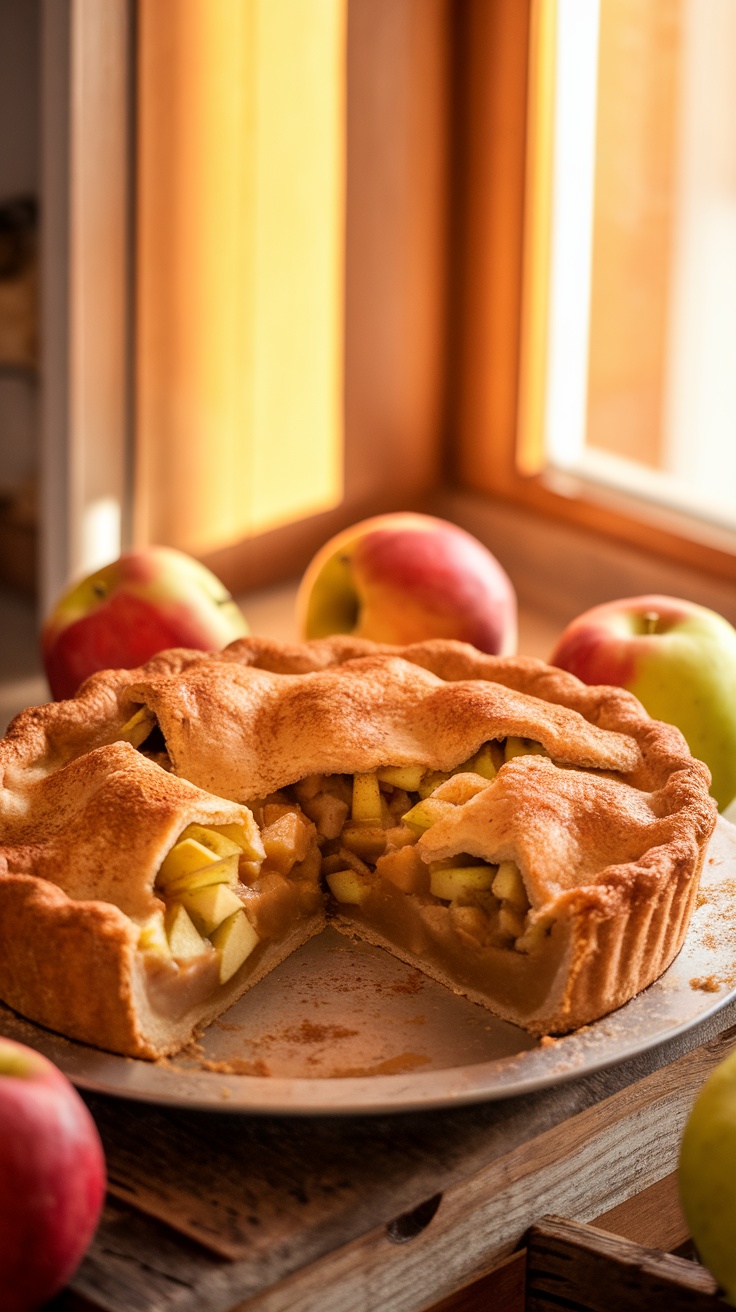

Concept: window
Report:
left=42, top=0, right=450, bottom=604
left=455, top=0, right=736, bottom=583
left=534, top=0, right=736, bottom=533
left=42, top=0, right=736, bottom=612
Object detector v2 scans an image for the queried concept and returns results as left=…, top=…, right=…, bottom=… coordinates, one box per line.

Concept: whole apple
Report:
left=549, top=594, right=736, bottom=811
left=42, top=546, right=249, bottom=701
left=679, top=1048, right=736, bottom=1304
left=0, top=1038, right=106, bottom=1311
left=297, top=513, right=517, bottom=655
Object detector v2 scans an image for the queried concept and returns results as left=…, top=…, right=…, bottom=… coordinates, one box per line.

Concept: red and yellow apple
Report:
left=297, top=513, right=517, bottom=655
left=0, top=1037, right=106, bottom=1311
left=42, top=546, right=249, bottom=701
left=549, top=594, right=736, bottom=810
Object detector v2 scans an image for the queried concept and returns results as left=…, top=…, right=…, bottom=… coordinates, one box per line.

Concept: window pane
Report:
left=539, top=0, right=736, bottom=532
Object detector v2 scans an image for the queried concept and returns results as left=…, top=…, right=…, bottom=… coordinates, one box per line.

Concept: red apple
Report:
left=549, top=594, right=736, bottom=810
left=42, top=546, right=249, bottom=700
left=0, top=1037, right=106, bottom=1311
left=297, top=513, right=517, bottom=655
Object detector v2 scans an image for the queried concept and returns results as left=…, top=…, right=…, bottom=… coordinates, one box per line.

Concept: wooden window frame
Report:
left=451, top=0, right=736, bottom=588
left=40, top=0, right=134, bottom=615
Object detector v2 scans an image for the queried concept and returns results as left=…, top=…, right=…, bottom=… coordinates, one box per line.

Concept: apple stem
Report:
left=642, top=611, right=660, bottom=635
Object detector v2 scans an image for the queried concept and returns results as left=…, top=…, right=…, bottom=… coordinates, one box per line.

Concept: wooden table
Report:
left=47, top=1000, right=736, bottom=1312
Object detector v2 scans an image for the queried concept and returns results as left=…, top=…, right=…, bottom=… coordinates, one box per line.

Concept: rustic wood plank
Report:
left=92, top=1010, right=736, bottom=1265
left=525, top=1215, right=722, bottom=1311
left=65, top=1010, right=736, bottom=1312
left=594, top=1169, right=690, bottom=1253
left=231, top=1026, right=736, bottom=1312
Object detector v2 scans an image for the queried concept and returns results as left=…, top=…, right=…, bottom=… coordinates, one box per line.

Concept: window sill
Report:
left=435, top=487, right=736, bottom=632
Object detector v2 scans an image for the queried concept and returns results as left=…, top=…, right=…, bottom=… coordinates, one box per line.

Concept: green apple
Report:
left=550, top=595, right=736, bottom=810
left=679, top=1048, right=736, bottom=1303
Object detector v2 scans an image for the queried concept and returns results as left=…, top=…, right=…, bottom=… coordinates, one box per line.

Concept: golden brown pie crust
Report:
left=0, top=636, right=717, bottom=1057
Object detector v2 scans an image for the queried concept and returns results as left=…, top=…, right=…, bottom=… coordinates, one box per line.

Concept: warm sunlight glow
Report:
left=544, top=0, right=600, bottom=472
left=135, top=0, right=346, bottom=554
left=523, top=0, right=736, bottom=534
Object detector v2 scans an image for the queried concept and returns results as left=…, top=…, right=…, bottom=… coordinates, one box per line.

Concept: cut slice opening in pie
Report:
left=0, top=636, right=717, bottom=1059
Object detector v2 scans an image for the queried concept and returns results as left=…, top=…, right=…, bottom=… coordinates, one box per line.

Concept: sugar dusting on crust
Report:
left=690, top=873, right=736, bottom=994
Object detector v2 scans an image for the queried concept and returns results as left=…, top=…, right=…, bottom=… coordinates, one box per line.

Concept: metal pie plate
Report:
left=3, top=819, right=736, bottom=1115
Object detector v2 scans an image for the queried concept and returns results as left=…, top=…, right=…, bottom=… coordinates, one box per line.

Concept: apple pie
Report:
left=0, top=636, right=717, bottom=1058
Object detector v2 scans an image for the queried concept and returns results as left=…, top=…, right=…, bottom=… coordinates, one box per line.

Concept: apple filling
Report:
left=142, top=799, right=324, bottom=1014
left=146, top=821, right=263, bottom=983
left=291, top=737, right=553, bottom=956
left=137, top=734, right=557, bottom=1006
left=118, top=707, right=172, bottom=771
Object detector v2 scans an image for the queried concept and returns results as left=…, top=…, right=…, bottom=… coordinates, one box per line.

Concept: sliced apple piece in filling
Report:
left=179, top=882, right=245, bottom=935
left=491, top=860, right=529, bottom=912
left=352, top=772, right=382, bottom=824
left=301, top=791, right=349, bottom=839
left=471, top=742, right=503, bottom=780
left=504, top=736, right=547, bottom=762
left=402, top=797, right=455, bottom=834
left=210, top=909, right=260, bottom=983
left=261, top=809, right=310, bottom=875
left=159, top=835, right=236, bottom=883
left=326, top=868, right=374, bottom=905
left=375, top=844, right=428, bottom=894
left=497, top=904, right=526, bottom=940
left=341, top=824, right=387, bottom=862
left=212, top=817, right=266, bottom=862
left=376, top=764, right=425, bottom=792
left=159, top=845, right=239, bottom=899
left=417, top=769, right=454, bottom=799
left=179, top=824, right=242, bottom=861
left=165, top=903, right=212, bottom=959
left=118, top=705, right=158, bottom=747
left=138, top=912, right=171, bottom=958
left=429, top=863, right=497, bottom=902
